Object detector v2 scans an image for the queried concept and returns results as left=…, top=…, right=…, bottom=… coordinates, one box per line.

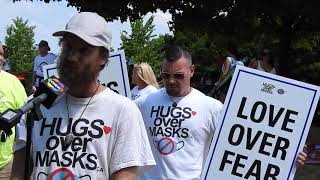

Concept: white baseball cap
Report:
left=53, top=12, right=112, bottom=51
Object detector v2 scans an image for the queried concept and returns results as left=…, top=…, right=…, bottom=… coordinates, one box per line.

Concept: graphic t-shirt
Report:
left=33, top=53, right=57, bottom=87
left=0, top=71, right=27, bottom=168
left=32, top=88, right=155, bottom=180
left=138, top=88, right=223, bottom=180
left=130, top=85, right=158, bottom=101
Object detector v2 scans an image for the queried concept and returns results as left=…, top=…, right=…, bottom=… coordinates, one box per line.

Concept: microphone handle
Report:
left=19, top=93, right=48, bottom=114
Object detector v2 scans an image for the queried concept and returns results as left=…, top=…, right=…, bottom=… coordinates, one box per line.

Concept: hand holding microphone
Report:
left=0, top=76, right=65, bottom=135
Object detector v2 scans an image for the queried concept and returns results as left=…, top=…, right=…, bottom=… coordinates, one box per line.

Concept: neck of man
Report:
left=40, top=52, right=48, bottom=57
left=169, top=86, right=192, bottom=97
left=67, top=80, right=103, bottom=98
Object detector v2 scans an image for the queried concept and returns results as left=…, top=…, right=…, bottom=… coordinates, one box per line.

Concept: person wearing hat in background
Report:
left=32, top=40, right=57, bottom=93
left=1, top=44, right=10, bottom=72
left=0, top=41, right=27, bottom=179
left=12, top=12, right=155, bottom=180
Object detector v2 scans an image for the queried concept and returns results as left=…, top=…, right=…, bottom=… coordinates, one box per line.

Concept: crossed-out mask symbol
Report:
left=37, top=168, right=91, bottom=180
left=155, top=137, right=184, bottom=155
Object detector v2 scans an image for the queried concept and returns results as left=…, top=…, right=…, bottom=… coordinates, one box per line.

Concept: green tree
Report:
left=5, top=17, right=37, bottom=73
left=120, top=16, right=167, bottom=75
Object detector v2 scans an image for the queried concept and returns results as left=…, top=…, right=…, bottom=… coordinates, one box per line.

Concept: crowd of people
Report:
left=0, top=12, right=308, bottom=180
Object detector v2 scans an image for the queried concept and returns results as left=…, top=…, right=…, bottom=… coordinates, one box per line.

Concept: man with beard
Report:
left=137, top=46, right=307, bottom=180
left=12, top=12, right=155, bottom=180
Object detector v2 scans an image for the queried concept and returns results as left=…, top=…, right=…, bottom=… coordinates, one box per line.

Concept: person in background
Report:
left=11, top=12, right=155, bottom=180
left=0, top=41, right=27, bottom=179
left=32, top=40, right=57, bottom=92
left=249, top=47, right=277, bottom=74
left=1, top=45, right=10, bottom=72
left=130, top=62, right=159, bottom=102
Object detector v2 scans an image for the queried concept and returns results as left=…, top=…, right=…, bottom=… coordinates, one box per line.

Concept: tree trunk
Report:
left=278, top=17, right=294, bottom=77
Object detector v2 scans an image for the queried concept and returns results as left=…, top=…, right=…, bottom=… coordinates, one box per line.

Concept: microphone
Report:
left=0, top=76, right=65, bottom=135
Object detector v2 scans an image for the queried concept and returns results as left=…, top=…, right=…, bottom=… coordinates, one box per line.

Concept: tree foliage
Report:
left=120, top=16, right=167, bottom=75
left=5, top=17, right=37, bottom=73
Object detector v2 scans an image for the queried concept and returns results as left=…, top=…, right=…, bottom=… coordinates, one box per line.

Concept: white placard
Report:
left=43, top=50, right=131, bottom=97
left=202, top=66, right=320, bottom=180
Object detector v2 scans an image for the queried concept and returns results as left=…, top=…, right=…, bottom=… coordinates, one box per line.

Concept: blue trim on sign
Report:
left=110, top=54, right=128, bottom=97
left=204, top=69, right=318, bottom=180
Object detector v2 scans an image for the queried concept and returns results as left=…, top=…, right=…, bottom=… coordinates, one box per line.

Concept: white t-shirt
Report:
left=138, top=88, right=223, bottom=180
left=31, top=88, right=155, bottom=180
left=257, top=60, right=277, bottom=74
left=33, top=53, right=57, bottom=86
left=131, top=85, right=158, bottom=101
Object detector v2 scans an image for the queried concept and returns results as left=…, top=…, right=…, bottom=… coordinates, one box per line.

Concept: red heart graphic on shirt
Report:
left=192, top=111, right=197, bottom=116
left=103, top=126, right=112, bottom=135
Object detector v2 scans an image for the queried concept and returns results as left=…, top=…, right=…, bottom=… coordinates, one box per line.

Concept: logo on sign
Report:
left=47, top=78, right=64, bottom=92
left=261, top=83, right=275, bottom=94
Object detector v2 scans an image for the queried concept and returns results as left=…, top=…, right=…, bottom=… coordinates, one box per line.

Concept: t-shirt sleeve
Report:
left=110, top=101, right=155, bottom=175
left=209, top=99, right=224, bottom=133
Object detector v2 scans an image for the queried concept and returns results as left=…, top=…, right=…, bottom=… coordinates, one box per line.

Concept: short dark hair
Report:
left=165, top=46, right=192, bottom=64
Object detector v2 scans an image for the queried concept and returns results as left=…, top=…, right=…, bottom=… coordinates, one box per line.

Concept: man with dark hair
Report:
left=32, top=40, right=57, bottom=92
left=12, top=12, right=155, bottom=180
left=137, top=46, right=223, bottom=179
left=138, top=46, right=307, bottom=180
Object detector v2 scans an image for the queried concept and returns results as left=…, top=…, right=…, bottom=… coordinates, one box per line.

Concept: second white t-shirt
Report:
left=138, top=88, right=223, bottom=180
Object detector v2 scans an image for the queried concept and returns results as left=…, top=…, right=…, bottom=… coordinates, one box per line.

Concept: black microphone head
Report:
left=34, top=76, right=65, bottom=108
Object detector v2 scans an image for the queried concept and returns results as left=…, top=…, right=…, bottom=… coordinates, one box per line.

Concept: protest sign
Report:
left=202, top=66, right=320, bottom=180
left=43, top=50, right=131, bottom=97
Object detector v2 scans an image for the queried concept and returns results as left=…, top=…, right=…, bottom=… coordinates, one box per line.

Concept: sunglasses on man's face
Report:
left=160, top=70, right=189, bottom=80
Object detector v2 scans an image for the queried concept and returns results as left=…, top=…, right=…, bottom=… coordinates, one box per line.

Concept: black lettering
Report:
left=268, top=105, right=285, bottom=127
left=46, top=136, right=59, bottom=150
left=56, top=117, right=72, bottom=136
left=170, top=119, right=179, bottom=127
left=36, top=151, right=49, bottom=166
left=246, top=128, right=262, bottom=150
left=72, top=152, right=86, bottom=168
left=171, top=107, right=182, bottom=118
left=150, top=106, right=161, bottom=118
left=182, top=107, right=192, bottom=119
left=228, top=124, right=244, bottom=146
left=49, top=151, right=60, bottom=166
left=86, top=154, right=98, bottom=170
left=258, top=132, right=275, bottom=156
left=149, top=127, right=157, bottom=136
left=244, top=160, right=261, bottom=180
left=164, top=127, right=173, bottom=137
left=237, top=97, right=248, bottom=119
left=82, top=138, right=93, bottom=152
left=171, top=127, right=181, bottom=138
left=181, top=128, right=189, bottom=138
left=71, top=137, right=82, bottom=151
left=73, top=118, right=89, bottom=136
left=89, top=119, right=104, bottom=138
left=272, top=136, right=289, bottom=160
left=219, top=150, right=235, bottom=171
left=40, top=118, right=57, bottom=136
left=160, top=106, right=170, bottom=117
left=263, top=164, right=280, bottom=180
left=231, top=153, right=247, bottom=177
left=154, top=117, right=162, bottom=126
left=250, top=101, right=267, bottom=123
left=61, top=151, right=73, bottom=167
left=107, top=81, right=119, bottom=94
left=282, top=110, right=297, bottom=133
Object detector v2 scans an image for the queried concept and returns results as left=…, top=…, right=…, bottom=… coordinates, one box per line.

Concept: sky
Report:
left=0, top=0, right=172, bottom=54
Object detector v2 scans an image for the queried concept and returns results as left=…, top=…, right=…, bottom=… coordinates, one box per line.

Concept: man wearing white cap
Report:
left=12, top=12, right=155, bottom=180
